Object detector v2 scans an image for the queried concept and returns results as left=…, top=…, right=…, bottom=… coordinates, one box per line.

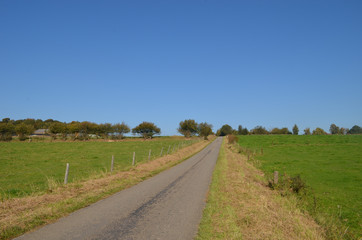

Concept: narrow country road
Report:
left=16, top=137, right=223, bottom=240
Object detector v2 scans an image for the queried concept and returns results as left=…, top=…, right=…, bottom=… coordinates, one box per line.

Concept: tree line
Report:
left=0, top=118, right=161, bottom=141
left=215, top=124, right=362, bottom=136
left=1, top=118, right=361, bottom=142
left=0, top=118, right=215, bottom=142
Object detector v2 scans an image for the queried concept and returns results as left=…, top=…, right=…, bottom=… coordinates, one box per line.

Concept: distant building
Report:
left=32, top=129, right=49, bottom=136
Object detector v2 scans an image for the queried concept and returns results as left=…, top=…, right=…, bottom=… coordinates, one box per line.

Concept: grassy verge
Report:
left=0, top=137, right=214, bottom=240
left=197, top=138, right=324, bottom=240
left=196, top=138, right=243, bottom=239
left=237, top=135, right=361, bottom=239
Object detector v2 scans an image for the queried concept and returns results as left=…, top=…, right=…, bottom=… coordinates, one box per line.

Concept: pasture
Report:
left=237, top=135, right=362, bottom=239
left=0, top=137, right=197, bottom=199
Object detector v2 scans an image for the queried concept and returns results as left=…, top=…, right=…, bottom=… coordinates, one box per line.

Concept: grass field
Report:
left=237, top=135, right=362, bottom=239
left=0, top=137, right=198, bottom=199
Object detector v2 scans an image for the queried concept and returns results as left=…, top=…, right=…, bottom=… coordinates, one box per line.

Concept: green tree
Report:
left=34, top=119, right=44, bottom=129
left=218, top=124, right=233, bottom=136
left=23, top=118, right=36, bottom=127
left=339, top=127, right=347, bottom=135
left=178, top=119, right=198, bottom=138
left=329, top=124, right=340, bottom=134
left=292, top=124, right=299, bottom=135
left=132, top=122, right=161, bottom=139
left=0, top=122, right=14, bottom=141
left=113, top=122, right=130, bottom=139
left=2, top=118, right=10, bottom=123
left=241, top=127, right=249, bottom=135
left=97, top=123, right=113, bottom=139
left=68, top=121, right=81, bottom=140
left=304, top=128, right=311, bottom=135
left=312, top=127, right=327, bottom=135
left=250, top=126, right=269, bottom=135
left=348, top=125, right=362, bottom=134
left=270, top=128, right=290, bottom=135
left=49, top=122, right=67, bottom=140
left=198, top=122, right=213, bottom=140
left=15, top=123, right=35, bottom=141
left=79, top=121, right=98, bottom=140
left=237, top=125, right=243, bottom=135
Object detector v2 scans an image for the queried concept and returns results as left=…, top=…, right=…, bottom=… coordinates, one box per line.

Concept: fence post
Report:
left=111, top=155, right=114, bottom=172
left=64, top=163, right=69, bottom=184
left=132, top=152, right=135, bottom=166
left=167, top=145, right=171, bottom=155
left=160, top=147, right=163, bottom=157
left=148, top=149, right=151, bottom=161
left=274, top=171, right=279, bottom=185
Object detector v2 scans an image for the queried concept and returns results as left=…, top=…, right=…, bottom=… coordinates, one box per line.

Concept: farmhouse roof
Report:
left=33, top=129, right=49, bottom=135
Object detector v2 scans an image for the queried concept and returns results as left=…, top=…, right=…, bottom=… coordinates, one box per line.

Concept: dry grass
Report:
left=0, top=136, right=214, bottom=240
left=198, top=140, right=325, bottom=240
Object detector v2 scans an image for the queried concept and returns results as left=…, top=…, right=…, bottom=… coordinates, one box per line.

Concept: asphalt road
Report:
left=16, top=137, right=223, bottom=240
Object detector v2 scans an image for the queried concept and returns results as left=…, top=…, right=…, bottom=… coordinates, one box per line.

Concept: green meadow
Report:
left=237, top=135, right=362, bottom=239
left=0, top=138, right=196, bottom=199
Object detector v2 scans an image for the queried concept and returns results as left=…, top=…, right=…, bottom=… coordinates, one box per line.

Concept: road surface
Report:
left=16, top=137, right=223, bottom=240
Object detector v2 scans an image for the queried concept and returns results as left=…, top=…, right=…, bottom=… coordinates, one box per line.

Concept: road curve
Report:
left=16, top=137, right=223, bottom=240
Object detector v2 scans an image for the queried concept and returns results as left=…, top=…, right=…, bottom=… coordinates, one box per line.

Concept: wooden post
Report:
left=64, top=163, right=69, bottom=184
left=274, top=171, right=279, bottom=185
left=172, top=145, right=175, bottom=153
left=167, top=145, right=171, bottom=155
left=160, top=147, right=163, bottom=156
left=148, top=149, right=151, bottom=161
left=111, top=155, right=114, bottom=172
left=132, top=152, right=135, bottom=166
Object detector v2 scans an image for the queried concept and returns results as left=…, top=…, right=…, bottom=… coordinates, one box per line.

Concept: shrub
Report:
left=304, top=128, right=311, bottom=135
left=250, top=126, right=269, bottom=135
left=268, top=173, right=306, bottom=194
left=289, top=175, right=306, bottom=193
left=0, top=133, right=13, bottom=141
left=270, top=127, right=291, bottom=135
left=312, top=127, right=327, bottom=135
left=227, top=134, right=238, bottom=144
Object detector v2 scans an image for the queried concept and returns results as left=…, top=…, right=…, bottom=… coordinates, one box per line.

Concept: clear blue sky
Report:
left=1, top=0, right=361, bottom=135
